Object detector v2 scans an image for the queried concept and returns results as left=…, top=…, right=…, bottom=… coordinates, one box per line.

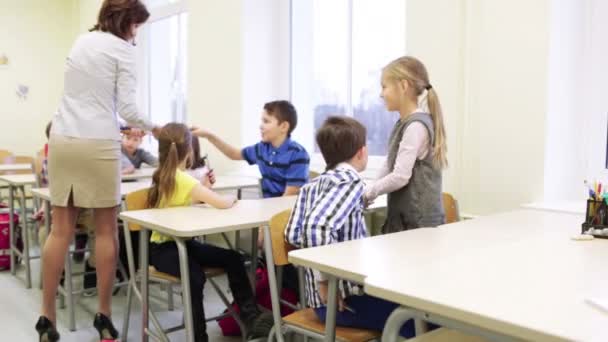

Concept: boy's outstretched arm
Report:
left=191, top=127, right=243, bottom=161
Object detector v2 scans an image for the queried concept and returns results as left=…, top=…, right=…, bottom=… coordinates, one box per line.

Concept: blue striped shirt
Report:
left=284, top=163, right=367, bottom=308
left=241, top=138, right=310, bottom=198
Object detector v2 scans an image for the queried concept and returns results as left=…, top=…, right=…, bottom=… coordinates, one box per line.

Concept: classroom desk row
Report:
left=288, top=209, right=608, bottom=342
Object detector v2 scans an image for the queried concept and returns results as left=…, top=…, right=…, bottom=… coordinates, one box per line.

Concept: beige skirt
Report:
left=48, top=135, right=121, bottom=208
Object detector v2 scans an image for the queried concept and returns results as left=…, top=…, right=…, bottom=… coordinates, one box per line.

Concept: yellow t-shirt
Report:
left=150, top=169, right=199, bottom=244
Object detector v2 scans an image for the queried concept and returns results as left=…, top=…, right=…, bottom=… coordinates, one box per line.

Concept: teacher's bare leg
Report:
left=93, top=206, right=119, bottom=316
left=41, top=203, right=78, bottom=323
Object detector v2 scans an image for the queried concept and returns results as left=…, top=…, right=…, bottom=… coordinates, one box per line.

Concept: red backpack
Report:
left=217, top=266, right=298, bottom=336
left=0, top=204, right=22, bottom=271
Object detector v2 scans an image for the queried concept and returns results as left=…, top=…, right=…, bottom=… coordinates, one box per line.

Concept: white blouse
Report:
left=51, top=31, right=154, bottom=141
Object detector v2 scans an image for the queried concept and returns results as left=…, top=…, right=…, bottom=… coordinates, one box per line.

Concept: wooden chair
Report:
left=308, top=170, right=320, bottom=180
left=442, top=193, right=460, bottom=224
left=12, top=155, right=35, bottom=175
left=0, top=149, right=13, bottom=164
left=121, top=188, right=246, bottom=341
left=264, top=209, right=381, bottom=342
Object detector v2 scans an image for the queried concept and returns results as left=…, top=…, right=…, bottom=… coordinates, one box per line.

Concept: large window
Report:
left=136, top=0, right=188, bottom=151
left=291, top=0, right=406, bottom=156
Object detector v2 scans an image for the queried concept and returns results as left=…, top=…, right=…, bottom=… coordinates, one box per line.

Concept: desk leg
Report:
left=323, top=275, right=338, bottom=342
left=234, top=189, right=242, bottom=254
left=20, top=185, right=31, bottom=288
left=175, top=238, right=195, bottom=342
left=9, top=185, right=16, bottom=276
left=381, top=306, right=414, bottom=342
left=65, top=251, right=75, bottom=331
left=250, top=228, right=259, bottom=289
left=263, top=226, right=285, bottom=342
left=139, top=228, right=149, bottom=342
left=40, top=199, right=51, bottom=289
left=415, top=319, right=429, bottom=336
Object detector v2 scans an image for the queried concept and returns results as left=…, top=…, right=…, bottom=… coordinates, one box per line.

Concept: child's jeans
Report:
left=314, top=294, right=418, bottom=338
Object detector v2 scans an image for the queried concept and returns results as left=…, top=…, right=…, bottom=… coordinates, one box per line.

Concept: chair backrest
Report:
left=268, top=209, right=295, bottom=266
left=442, top=192, right=460, bottom=224
left=0, top=149, right=13, bottom=163
left=16, top=155, right=35, bottom=174
left=123, top=188, right=151, bottom=231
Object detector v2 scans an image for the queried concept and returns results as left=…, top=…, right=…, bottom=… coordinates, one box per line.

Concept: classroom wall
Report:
left=187, top=0, right=245, bottom=174
left=405, top=0, right=465, bottom=208
left=408, top=0, right=552, bottom=215
left=0, top=0, right=78, bottom=156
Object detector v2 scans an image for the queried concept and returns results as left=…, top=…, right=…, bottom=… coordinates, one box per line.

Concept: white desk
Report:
left=366, top=229, right=608, bottom=341
left=121, top=168, right=155, bottom=181
left=0, top=163, right=32, bottom=173
left=119, top=196, right=298, bottom=342
left=0, top=174, right=38, bottom=288
left=212, top=175, right=260, bottom=195
left=521, top=200, right=586, bottom=215
left=288, top=210, right=599, bottom=341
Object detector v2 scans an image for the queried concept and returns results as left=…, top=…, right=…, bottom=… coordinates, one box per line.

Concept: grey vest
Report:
left=382, top=112, right=445, bottom=234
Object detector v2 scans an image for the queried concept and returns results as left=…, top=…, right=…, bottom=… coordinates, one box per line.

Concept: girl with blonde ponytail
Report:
left=365, top=56, right=447, bottom=233
left=147, top=123, right=274, bottom=342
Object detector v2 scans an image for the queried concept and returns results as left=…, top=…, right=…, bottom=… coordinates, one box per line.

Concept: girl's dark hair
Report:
left=90, top=0, right=150, bottom=40
left=187, top=136, right=206, bottom=170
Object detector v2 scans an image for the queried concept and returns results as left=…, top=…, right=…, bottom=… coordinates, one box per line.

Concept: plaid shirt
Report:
left=284, top=163, right=367, bottom=308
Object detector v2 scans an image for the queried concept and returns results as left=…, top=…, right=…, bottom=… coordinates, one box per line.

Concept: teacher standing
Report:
left=35, top=1, right=159, bottom=341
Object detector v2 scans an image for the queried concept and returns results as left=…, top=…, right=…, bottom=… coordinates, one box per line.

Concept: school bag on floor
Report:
left=0, top=203, right=23, bottom=270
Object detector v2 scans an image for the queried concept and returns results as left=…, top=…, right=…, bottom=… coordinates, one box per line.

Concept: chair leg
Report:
left=167, top=283, right=174, bottom=311
left=122, top=279, right=134, bottom=339
left=64, top=253, right=76, bottom=331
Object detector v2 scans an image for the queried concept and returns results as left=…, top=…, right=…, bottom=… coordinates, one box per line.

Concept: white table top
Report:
left=288, top=210, right=572, bottom=283
left=121, top=168, right=155, bottom=181
left=31, top=181, right=152, bottom=202
left=119, top=196, right=297, bottom=238
left=0, top=173, right=37, bottom=185
left=212, top=175, right=259, bottom=192
left=521, top=200, right=586, bottom=215
left=365, top=232, right=608, bottom=341
left=0, top=163, right=32, bottom=172
left=288, top=210, right=606, bottom=341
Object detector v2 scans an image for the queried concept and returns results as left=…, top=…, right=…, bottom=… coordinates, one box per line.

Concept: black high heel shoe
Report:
left=35, top=316, right=60, bottom=342
left=93, top=313, right=119, bottom=341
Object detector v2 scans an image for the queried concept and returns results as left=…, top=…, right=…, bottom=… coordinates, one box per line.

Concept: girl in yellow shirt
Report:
left=147, top=123, right=272, bottom=342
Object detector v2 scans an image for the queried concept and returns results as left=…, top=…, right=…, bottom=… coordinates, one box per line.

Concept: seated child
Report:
left=284, top=116, right=416, bottom=337
left=147, top=123, right=273, bottom=342
left=121, top=129, right=158, bottom=174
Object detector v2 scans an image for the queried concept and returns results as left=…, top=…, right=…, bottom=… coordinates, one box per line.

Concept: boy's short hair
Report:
left=45, top=121, right=52, bottom=139
left=263, top=100, right=298, bottom=135
left=316, top=116, right=366, bottom=170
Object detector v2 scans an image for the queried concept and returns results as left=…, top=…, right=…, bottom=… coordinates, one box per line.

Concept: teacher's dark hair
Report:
left=90, top=0, right=150, bottom=41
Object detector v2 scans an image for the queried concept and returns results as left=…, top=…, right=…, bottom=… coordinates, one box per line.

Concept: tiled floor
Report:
left=0, top=254, right=244, bottom=342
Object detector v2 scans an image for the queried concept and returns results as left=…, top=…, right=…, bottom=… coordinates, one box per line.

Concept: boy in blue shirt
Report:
left=192, top=100, right=310, bottom=197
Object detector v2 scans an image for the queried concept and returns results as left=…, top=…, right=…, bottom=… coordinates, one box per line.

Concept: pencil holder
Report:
left=582, top=199, right=608, bottom=239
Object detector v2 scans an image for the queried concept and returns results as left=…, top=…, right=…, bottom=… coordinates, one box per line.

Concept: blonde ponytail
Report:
left=426, top=88, right=448, bottom=169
